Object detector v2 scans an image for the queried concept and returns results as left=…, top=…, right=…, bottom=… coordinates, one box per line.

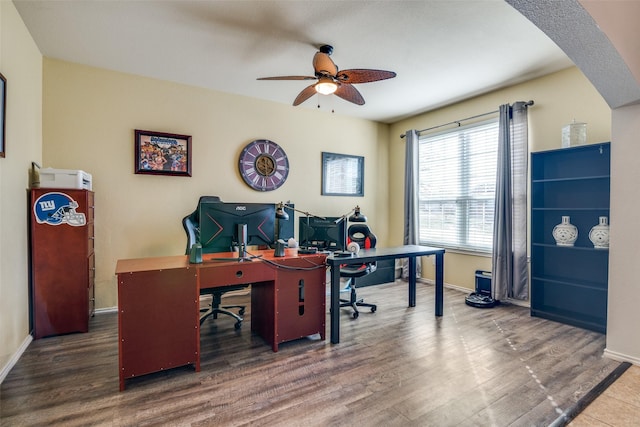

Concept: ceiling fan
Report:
left=257, top=45, right=396, bottom=106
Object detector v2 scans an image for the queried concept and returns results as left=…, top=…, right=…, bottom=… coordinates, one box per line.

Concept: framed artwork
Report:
left=321, top=152, right=364, bottom=197
left=134, top=129, right=192, bottom=176
left=0, top=73, right=6, bottom=158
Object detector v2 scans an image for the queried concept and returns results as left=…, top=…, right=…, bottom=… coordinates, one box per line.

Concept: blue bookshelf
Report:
left=530, top=142, right=610, bottom=333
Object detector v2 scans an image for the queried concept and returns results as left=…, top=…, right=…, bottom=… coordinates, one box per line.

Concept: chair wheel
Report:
left=234, top=322, right=242, bottom=330
left=352, top=311, right=359, bottom=319
left=371, top=307, right=377, bottom=313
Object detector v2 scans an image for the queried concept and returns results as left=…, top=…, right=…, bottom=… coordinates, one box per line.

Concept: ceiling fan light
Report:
left=315, top=78, right=338, bottom=95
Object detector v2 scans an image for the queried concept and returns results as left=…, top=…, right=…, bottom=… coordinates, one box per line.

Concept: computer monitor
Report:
left=299, top=216, right=347, bottom=251
left=199, top=202, right=276, bottom=254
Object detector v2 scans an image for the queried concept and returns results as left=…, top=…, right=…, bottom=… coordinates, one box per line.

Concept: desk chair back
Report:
left=182, top=196, right=221, bottom=254
left=340, top=223, right=378, bottom=318
left=346, top=223, right=377, bottom=250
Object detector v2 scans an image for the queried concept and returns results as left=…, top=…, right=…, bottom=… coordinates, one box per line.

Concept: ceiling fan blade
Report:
left=293, top=85, right=318, bottom=106
left=312, top=52, right=338, bottom=76
left=257, top=76, right=316, bottom=81
left=334, top=84, right=365, bottom=105
left=336, top=69, right=396, bottom=84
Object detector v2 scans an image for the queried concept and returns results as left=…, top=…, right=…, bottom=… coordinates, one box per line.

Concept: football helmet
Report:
left=34, top=192, right=87, bottom=226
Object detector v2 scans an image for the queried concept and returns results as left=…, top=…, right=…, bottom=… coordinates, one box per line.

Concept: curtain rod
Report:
left=400, top=100, right=534, bottom=139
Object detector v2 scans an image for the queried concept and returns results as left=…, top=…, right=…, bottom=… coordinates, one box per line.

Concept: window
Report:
left=418, top=119, right=499, bottom=253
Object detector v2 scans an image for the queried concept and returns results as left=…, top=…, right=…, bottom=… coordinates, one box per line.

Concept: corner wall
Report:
left=605, top=103, right=640, bottom=364
left=0, top=1, right=43, bottom=377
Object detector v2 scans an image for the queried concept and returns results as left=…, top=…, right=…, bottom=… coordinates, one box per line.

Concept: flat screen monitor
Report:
left=199, top=202, right=276, bottom=254
left=299, top=216, right=346, bottom=251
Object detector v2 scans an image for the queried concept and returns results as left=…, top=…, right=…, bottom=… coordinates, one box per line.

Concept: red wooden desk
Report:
left=116, top=249, right=326, bottom=390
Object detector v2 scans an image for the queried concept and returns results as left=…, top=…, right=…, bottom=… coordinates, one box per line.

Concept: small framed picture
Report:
left=0, top=72, right=6, bottom=158
left=134, top=129, right=192, bottom=176
left=321, top=152, right=364, bottom=197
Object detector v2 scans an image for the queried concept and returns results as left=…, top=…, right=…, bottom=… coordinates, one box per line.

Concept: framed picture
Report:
left=134, top=129, right=192, bottom=176
left=0, top=72, right=6, bottom=158
left=321, top=152, right=364, bottom=196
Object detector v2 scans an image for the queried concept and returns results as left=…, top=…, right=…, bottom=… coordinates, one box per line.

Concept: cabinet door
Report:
left=118, top=267, right=199, bottom=390
left=274, top=257, right=326, bottom=345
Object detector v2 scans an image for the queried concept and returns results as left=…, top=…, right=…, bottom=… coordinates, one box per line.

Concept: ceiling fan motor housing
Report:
left=319, top=44, right=334, bottom=55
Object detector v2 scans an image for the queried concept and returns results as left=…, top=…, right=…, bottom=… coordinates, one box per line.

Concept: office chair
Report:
left=340, top=223, right=378, bottom=319
left=182, top=196, right=247, bottom=330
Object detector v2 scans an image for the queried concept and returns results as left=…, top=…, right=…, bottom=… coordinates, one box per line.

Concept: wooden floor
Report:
left=1, top=281, right=622, bottom=426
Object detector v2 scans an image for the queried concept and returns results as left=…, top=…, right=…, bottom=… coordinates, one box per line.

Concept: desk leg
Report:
left=330, top=264, right=341, bottom=344
left=435, top=251, right=444, bottom=316
left=408, top=256, right=417, bottom=307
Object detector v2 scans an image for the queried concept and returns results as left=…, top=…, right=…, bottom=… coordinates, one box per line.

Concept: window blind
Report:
left=322, top=153, right=364, bottom=196
left=418, top=119, right=499, bottom=253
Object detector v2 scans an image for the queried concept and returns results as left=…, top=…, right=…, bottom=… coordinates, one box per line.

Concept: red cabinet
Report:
left=30, top=188, right=95, bottom=339
left=273, top=255, right=326, bottom=345
left=250, top=254, right=326, bottom=350
left=116, top=258, right=200, bottom=391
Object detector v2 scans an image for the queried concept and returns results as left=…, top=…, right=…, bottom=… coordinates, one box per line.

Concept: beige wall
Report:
left=606, top=103, right=640, bottom=364
left=388, top=67, right=611, bottom=291
left=0, top=2, right=43, bottom=374
left=42, top=58, right=390, bottom=309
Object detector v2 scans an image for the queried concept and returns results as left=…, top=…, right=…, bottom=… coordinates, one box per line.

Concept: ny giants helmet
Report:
left=33, top=192, right=87, bottom=226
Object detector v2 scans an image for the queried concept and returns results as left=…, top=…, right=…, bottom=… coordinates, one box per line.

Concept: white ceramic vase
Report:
left=552, top=216, right=578, bottom=247
left=589, top=216, right=610, bottom=249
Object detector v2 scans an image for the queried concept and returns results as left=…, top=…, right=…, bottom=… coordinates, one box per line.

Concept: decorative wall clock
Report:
left=238, top=139, right=289, bottom=191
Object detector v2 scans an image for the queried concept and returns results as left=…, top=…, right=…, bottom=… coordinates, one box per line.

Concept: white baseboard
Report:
left=92, top=293, right=247, bottom=316
left=603, top=348, right=640, bottom=366
left=418, top=277, right=531, bottom=307
left=445, top=282, right=473, bottom=294
left=505, top=298, right=530, bottom=308
left=418, top=277, right=471, bottom=295
left=0, top=334, right=33, bottom=385
left=94, top=306, right=118, bottom=314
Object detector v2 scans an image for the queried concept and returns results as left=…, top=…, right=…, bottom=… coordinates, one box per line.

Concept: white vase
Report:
left=589, top=216, right=610, bottom=249
left=552, top=216, right=578, bottom=246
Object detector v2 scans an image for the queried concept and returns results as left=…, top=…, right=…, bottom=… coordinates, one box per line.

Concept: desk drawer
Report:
left=199, top=261, right=275, bottom=288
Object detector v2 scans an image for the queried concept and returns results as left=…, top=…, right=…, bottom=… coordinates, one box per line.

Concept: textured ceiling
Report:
left=508, top=0, right=640, bottom=109
left=579, top=0, right=640, bottom=90
left=14, top=0, right=577, bottom=123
